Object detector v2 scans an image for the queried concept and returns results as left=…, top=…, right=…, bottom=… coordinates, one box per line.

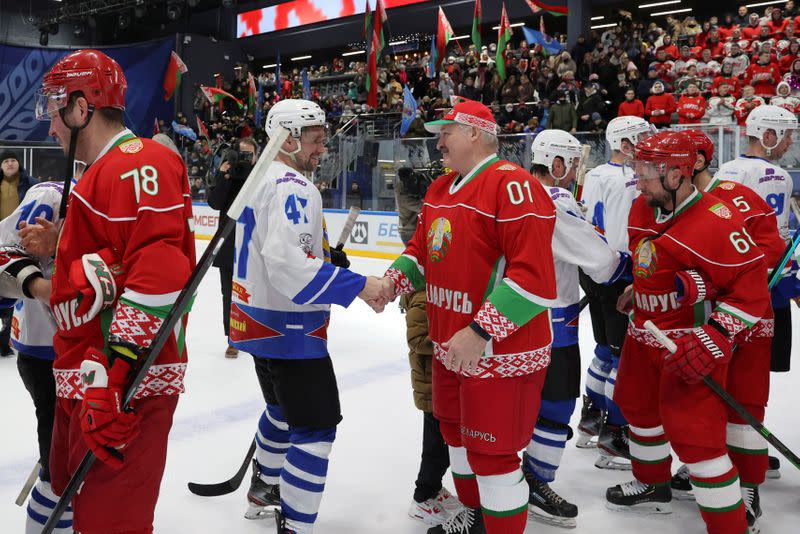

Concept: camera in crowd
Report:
left=397, top=160, right=443, bottom=199
left=221, top=146, right=255, bottom=182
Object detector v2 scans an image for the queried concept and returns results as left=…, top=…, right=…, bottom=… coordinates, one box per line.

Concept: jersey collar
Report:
left=450, top=153, right=499, bottom=194
left=739, top=154, right=769, bottom=163
left=654, top=186, right=702, bottom=223
left=607, top=161, right=624, bottom=168
left=703, top=177, right=721, bottom=193
left=95, top=128, right=136, bottom=163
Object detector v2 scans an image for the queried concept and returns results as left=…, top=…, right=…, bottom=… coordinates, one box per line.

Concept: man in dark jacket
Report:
left=548, top=91, right=577, bottom=132
left=0, top=150, right=37, bottom=356
left=207, top=138, right=257, bottom=358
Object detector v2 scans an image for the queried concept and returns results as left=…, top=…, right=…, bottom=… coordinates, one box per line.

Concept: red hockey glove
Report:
left=674, top=269, right=717, bottom=306
left=79, top=348, right=140, bottom=469
left=0, top=245, right=43, bottom=299
left=68, top=248, right=124, bottom=321
left=664, top=322, right=733, bottom=384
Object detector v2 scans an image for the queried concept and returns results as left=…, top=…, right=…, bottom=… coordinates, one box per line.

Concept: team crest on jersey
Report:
left=709, top=202, right=732, bottom=219
left=497, top=163, right=517, bottom=171
left=634, top=239, right=657, bottom=279
left=427, top=217, right=453, bottom=262
left=718, top=182, right=736, bottom=190
left=118, top=138, right=143, bottom=154
left=299, top=233, right=313, bottom=254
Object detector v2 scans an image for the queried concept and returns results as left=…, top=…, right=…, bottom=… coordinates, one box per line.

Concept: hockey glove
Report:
left=664, top=321, right=733, bottom=384
left=79, top=347, right=140, bottom=469
left=68, top=248, right=124, bottom=321
left=675, top=269, right=718, bottom=306
left=330, top=243, right=350, bottom=269
left=0, top=245, right=43, bottom=299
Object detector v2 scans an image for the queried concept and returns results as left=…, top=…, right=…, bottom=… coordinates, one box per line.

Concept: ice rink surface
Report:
left=1, top=249, right=799, bottom=533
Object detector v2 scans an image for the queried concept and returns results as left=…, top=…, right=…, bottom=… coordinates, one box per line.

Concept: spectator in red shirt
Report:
left=618, top=87, right=645, bottom=118
left=704, top=28, right=726, bottom=59
left=745, top=50, right=781, bottom=98
left=645, top=81, right=677, bottom=126
left=734, top=84, right=766, bottom=124
left=742, top=14, right=764, bottom=40
left=768, top=8, right=790, bottom=37
left=712, top=62, right=743, bottom=98
left=677, top=82, right=707, bottom=123
left=656, top=35, right=680, bottom=60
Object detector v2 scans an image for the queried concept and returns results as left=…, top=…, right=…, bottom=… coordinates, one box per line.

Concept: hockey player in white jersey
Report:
left=577, top=116, right=655, bottom=470
left=713, top=104, right=799, bottom=479
left=229, top=99, right=386, bottom=534
left=0, top=181, right=72, bottom=534
left=523, top=130, right=631, bottom=529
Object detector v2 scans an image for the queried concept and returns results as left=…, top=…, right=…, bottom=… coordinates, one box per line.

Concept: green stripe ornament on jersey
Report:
left=487, top=280, right=547, bottom=327
left=390, top=254, right=425, bottom=291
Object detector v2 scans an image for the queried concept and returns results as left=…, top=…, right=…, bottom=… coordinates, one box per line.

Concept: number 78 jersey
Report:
left=713, top=155, right=793, bottom=242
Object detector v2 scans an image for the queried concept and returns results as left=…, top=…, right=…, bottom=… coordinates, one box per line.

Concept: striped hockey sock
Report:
left=727, top=422, right=769, bottom=487
left=687, top=455, right=748, bottom=534
left=26, top=478, right=73, bottom=534
left=477, top=470, right=528, bottom=534
left=255, top=404, right=290, bottom=484
left=605, top=356, right=627, bottom=426
left=280, top=427, right=335, bottom=534
left=586, top=345, right=613, bottom=410
left=525, top=398, right=576, bottom=483
left=628, top=425, right=672, bottom=484
left=449, top=446, right=480, bottom=508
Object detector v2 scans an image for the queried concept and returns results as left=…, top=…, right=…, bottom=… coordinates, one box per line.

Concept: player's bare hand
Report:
left=617, top=284, right=634, bottom=314
left=441, top=326, right=487, bottom=375
left=27, top=277, right=52, bottom=302
left=379, top=276, right=397, bottom=302
left=365, top=296, right=389, bottom=313
left=19, top=217, right=59, bottom=257
left=358, top=276, right=385, bottom=303
left=219, top=161, right=231, bottom=175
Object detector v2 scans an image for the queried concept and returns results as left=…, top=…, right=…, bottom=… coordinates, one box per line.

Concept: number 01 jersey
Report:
left=51, top=130, right=196, bottom=400
left=229, top=161, right=366, bottom=360
left=386, top=155, right=558, bottom=379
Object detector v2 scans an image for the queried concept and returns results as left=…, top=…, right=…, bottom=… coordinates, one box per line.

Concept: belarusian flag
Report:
left=162, top=51, right=188, bottom=101
left=374, top=0, right=387, bottom=56
left=247, top=72, right=257, bottom=112
left=496, top=3, right=512, bottom=82
left=367, top=33, right=379, bottom=109
left=524, top=0, right=568, bottom=16
left=436, top=7, right=455, bottom=70
left=471, top=0, right=481, bottom=50
left=363, top=0, right=372, bottom=39
left=196, top=115, right=211, bottom=154
left=200, top=85, right=244, bottom=109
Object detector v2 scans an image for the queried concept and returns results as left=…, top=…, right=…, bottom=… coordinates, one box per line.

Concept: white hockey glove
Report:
left=0, top=245, right=44, bottom=299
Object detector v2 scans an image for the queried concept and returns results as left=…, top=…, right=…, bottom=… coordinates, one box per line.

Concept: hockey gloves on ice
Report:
left=68, top=248, right=124, bottom=321
left=330, top=243, right=350, bottom=269
left=664, top=321, right=733, bottom=384
left=0, top=245, right=43, bottom=299
left=79, top=347, right=141, bottom=469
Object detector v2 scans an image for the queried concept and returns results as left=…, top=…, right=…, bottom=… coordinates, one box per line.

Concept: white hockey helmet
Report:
left=606, top=116, right=656, bottom=153
left=265, top=98, right=326, bottom=139
left=531, top=129, right=583, bottom=183
left=746, top=104, right=798, bottom=145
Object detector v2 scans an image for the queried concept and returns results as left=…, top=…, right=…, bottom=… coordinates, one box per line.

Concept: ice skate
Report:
left=426, top=506, right=486, bottom=533
left=595, top=423, right=632, bottom=470
left=766, top=455, right=780, bottom=479
left=670, top=464, right=694, bottom=500
left=576, top=396, right=602, bottom=449
left=245, top=460, right=281, bottom=520
left=274, top=510, right=297, bottom=533
left=606, top=480, right=672, bottom=514
left=525, top=477, right=578, bottom=529
left=743, top=486, right=762, bottom=534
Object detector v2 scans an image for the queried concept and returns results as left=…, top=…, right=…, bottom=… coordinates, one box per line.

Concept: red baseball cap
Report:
left=424, top=98, right=498, bottom=136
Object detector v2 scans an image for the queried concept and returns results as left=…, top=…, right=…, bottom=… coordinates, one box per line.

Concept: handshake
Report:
left=357, top=276, right=397, bottom=313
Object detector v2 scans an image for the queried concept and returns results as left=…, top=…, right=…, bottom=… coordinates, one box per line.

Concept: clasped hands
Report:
left=357, top=276, right=397, bottom=312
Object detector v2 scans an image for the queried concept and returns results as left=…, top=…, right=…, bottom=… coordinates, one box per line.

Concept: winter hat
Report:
left=0, top=150, right=18, bottom=163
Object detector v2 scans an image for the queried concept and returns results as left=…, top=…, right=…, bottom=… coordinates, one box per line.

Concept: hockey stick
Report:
left=643, top=320, right=800, bottom=471
left=767, top=225, right=800, bottom=290
left=14, top=462, right=40, bottom=506
left=335, top=206, right=361, bottom=248
left=572, top=143, right=592, bottom=202
left=188, top=439, right=256, bottom=497
left=41, top=127, right=291, bottom=534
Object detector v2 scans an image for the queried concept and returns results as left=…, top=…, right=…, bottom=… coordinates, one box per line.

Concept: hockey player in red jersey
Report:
left=379, top=99, right=558, bottom=534
left=668, top=130, right=783, bottom=531
left=607, top=131, right=769, bottom=534
left=27, top=49, right=196, bottom=533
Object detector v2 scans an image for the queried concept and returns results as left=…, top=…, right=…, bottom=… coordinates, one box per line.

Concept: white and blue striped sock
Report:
left=255, top=404, right=290, bottom=484
left=25, top=479, right=72, bottom=534
left=526, top=399, right=576, bottom=482
left=281, top=428, right=336, bottom=534
left=586, top=345, right=613, bottom=410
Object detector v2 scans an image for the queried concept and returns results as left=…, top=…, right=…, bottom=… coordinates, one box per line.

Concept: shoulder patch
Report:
left=496, top=163, right=517, bottom=171
left=709, top=202, right=733, bottom=219
left=118, top=138, right=143, bottom=154
left=718, top=181, right=736, bottom=190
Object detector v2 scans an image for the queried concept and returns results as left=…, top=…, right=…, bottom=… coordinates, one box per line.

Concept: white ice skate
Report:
left=594, top=454, right=632, bottom=471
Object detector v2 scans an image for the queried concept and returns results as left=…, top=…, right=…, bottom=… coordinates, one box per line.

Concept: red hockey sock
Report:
left=452, top=475, right=480, bottom=509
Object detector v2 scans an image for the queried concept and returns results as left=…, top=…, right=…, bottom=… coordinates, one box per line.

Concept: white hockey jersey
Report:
left=548, top=187, right=627, bottom=348
left=229, top=161, right=366, bottom=359
left=580, top=162, right=639, bottom=254
left=0, top=182, right=64, bottom=359
left=706, top=95, right=737, bottom=125
left=714, top=155, right=794, bottom=242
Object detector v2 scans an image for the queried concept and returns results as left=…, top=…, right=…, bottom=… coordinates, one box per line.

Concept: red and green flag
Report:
left=496, top=3, right=513, bottom=82
left=363, top=0, right=372, bottom=39
left=196, top=116, right=211, bottom=154
left=524, top=0, right=568, bottom=17
left=247, top=72, right=257, bottom=113
left=436, top=7, right=455, bottom=70
left=472, top=0, right=482, bottom=51
left=367, top=33, right=379, bottom=109
left=162, top=51, right=188, bottom=101
left=200, top=85, right=244, bottom=109
left=374, top=0, right=387, bottom=56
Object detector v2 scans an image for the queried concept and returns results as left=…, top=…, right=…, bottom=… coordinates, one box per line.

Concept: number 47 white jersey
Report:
left=714, top=155, right=793, bottom=242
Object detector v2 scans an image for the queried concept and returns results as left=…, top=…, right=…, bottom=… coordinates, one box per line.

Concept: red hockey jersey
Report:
left=711, top=75, right=742, bottom=98
left=677, top=95, right=707, bottom=123
left=386, top=156, right=557, bottom=379
left=51, top=130, right=196, bottom=400
left=745, top=63, right=780, bottom=97
left=627, top=189, right=769, bottom=339
left=734, top=96, right=766, bottom=125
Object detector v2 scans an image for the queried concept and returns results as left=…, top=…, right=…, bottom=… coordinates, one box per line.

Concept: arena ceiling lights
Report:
left=650, top=7, right=692, bottom=16
left=744, top=0, right=787, bottom=7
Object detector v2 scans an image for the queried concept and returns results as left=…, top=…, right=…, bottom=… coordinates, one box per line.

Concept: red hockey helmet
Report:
left=627, top=130, right=697, bottom=182
left=681, top=129, right=714, bottom=165
left=34, top=49, right=126, bottom=121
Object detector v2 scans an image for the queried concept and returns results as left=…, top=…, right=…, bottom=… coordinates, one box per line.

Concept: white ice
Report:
left=1, top=249, right=799, bottom=533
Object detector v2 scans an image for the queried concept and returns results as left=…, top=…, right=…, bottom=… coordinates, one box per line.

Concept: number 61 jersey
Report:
left=229, top=161, right=366, bottom=360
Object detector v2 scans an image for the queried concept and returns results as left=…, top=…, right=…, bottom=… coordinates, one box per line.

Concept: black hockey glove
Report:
left=330, top=244, right=350, bottom=269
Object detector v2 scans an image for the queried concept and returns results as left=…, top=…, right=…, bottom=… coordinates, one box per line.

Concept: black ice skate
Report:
left=670, top=464, right=695, bottom=500
left=766, top=455, right=780, bottom=479
left=426, top=507, right=486, bottom=534
left=595, top=423, right=632, bottom=471
left=274, top=510, right=297, bottom=534
left=743, top=486, right=762, bottom=534
left=576, top=395, right=602, bottom=449
left=606, top=479, right=672, bottom=514
left=525, top=477, right=578, bottom=528
left=246, top=460, right=281, bottom=520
